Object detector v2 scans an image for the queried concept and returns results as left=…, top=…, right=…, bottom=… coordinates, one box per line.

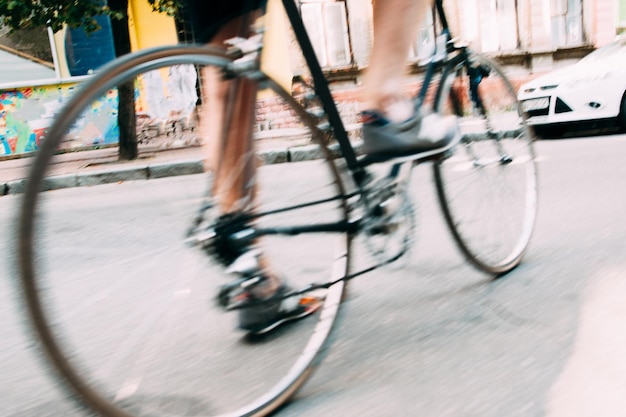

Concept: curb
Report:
left=1, top=142, right=363, bottom=196
left=3, top=160, right=204, bottom=196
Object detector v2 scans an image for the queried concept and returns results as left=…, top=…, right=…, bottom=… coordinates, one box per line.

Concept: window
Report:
left=478, top=0, right=519, bottom=52
left=300, top=0, right=352, bottom=68
left=551, top=0, right=584, bottom=47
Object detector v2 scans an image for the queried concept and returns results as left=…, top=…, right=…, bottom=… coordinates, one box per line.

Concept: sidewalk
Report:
left=0, top=130, right=362, bottom=196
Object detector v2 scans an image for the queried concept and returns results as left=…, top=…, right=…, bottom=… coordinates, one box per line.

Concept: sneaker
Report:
left=234, top=285, right=322, bottom=335
left=361, top=109, right=460, bottom=163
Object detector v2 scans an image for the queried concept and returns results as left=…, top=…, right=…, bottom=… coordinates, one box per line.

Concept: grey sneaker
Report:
left=361, top=109, right=460, bottom=163
left=234, top=285, right=321, bottom=335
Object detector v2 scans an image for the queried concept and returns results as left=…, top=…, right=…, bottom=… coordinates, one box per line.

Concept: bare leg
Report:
left=197, top=13, right=281, bottom=296
left=199, top=16, right=258, bottom=214
left=362, top=0, right=432, bottom=122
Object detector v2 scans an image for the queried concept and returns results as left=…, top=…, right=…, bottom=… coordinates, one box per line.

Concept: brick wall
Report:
left=253, top=72, right=533, bottom=141
left=255, top=86, right=363, bottom=135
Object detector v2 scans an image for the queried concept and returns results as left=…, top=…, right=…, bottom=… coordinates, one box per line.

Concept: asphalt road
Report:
left=3, top=133, right=626, bottom=417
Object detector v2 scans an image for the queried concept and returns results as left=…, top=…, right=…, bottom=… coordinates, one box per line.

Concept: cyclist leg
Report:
left=193, top=9, right=321, bottom=334
left=363, top=0, right=426, bottom=122
left=361, top=0, right=460, bottom=160
left=197, top=13, right=285, bottom=295
left=198, top=16, right=258, bottom=213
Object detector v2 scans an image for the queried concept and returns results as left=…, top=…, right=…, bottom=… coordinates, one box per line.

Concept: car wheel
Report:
left=618, top=92, right=626, bottom=132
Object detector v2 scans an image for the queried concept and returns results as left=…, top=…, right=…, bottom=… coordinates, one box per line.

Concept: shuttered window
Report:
left=551, top=0, right=584, bottom=47
left=477, top=0, right=520, bottom=52
left=300, top=0, right=352, bottom=68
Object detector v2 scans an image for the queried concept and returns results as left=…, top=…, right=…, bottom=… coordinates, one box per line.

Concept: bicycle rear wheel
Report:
left=433, top=52, right=537, bottom=275
left=17, top=45, right=350, bottom=416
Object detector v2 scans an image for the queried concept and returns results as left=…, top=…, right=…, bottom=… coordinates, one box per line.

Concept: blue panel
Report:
left=65, top=15, right=116, bottom=76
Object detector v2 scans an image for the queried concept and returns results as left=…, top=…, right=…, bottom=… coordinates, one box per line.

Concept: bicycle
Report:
left=16, top=0, right=537, bottom=416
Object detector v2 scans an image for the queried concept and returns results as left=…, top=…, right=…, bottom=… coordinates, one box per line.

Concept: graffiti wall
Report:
left=0, top=82, right=119, bottom=157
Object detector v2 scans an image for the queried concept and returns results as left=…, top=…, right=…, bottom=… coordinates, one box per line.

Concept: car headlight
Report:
left=519, top=84, right=558, bottom=95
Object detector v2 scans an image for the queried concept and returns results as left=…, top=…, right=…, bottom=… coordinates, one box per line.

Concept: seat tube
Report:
left=281, top=0, right=368, bottom=184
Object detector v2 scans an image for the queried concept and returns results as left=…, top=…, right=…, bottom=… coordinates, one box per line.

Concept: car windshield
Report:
left=580, top=37, right=626, bottom=63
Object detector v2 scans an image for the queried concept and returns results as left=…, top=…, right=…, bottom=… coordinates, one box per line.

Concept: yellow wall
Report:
left=128, top=0, right=178, bottom=51
left=127, top=0, right=292, bottom=91
left=260, top=0, right=293, bottom=93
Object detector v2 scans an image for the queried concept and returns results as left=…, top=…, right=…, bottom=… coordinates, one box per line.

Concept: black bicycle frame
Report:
left=238, top=0, right=464, bottom=239
left=209, top=0, right=505, bottom=291
left=283, top=0, right=462, bottom=163
left=281, top=0, right=368, bottom=184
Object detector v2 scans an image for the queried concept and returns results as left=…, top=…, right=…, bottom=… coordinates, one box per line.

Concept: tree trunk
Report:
left=108, top=0, right=137, bottom=160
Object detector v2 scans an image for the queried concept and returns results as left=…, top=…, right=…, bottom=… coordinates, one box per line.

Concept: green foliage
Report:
left=147, top=0, right=181, bottom=17
left=0, top=0, right=182, bottom=33
left=0, top=1, right=105, bottom=33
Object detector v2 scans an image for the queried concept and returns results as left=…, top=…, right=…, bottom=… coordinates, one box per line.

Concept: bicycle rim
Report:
left=433, top=52, right=538, bottom=275
left=17, top=45, right=350, bottom=416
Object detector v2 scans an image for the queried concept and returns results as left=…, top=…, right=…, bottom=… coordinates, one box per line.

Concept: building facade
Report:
left=2, top=0, right=624, bottom=157
left=252, top=0, right=625, bottom=133
left=296, top=0, right=625, bottom=75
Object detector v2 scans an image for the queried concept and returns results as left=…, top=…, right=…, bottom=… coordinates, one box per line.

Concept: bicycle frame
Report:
left=280, top=0, right=466, bottom=176
left=280, top=0, right=365, bottom=182
left=213, top=0, right=522, bottom=282
left=15, top=3, right=536, bottom=414
left=207, top=0, right=469, bottom=278
left=212, top=0, right=512, bottom=277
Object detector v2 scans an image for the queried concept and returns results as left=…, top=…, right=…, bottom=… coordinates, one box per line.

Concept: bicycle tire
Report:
left=17, top=44, right=350, bottom=416
left=432, top=51, right=538, bottom=275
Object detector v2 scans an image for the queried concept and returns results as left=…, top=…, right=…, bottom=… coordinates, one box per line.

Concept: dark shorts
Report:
left=182, top=0, right=268, bottom=43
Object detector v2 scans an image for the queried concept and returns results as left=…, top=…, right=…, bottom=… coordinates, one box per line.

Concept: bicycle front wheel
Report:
left=17, top=45, right=350, bottom=416
left=433, top=52, right=538, bottom=275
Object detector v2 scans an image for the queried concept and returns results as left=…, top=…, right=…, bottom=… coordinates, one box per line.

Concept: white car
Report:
left=518, top=35, right=626, bottom=133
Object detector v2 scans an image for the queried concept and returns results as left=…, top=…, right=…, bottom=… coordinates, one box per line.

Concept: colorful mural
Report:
left=0, top=83, right=119, bottom=157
